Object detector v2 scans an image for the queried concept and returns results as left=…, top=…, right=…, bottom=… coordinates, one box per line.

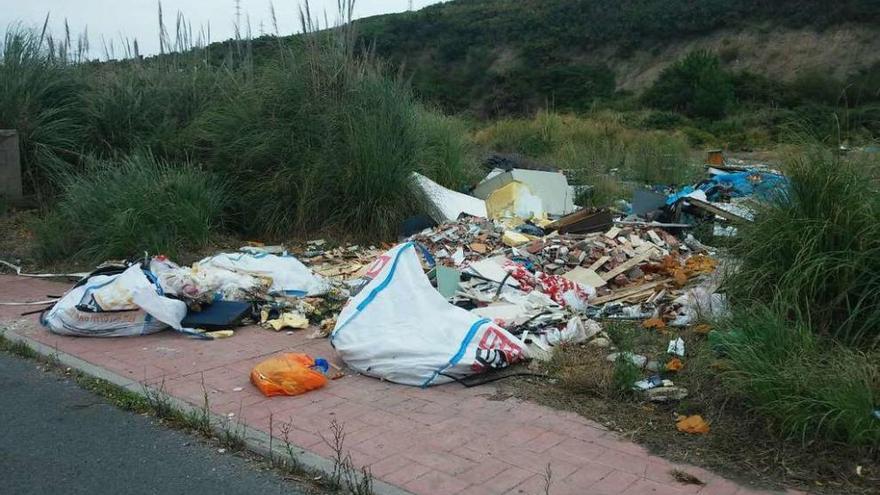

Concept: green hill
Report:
left=353, top=0, right=880, bottom=116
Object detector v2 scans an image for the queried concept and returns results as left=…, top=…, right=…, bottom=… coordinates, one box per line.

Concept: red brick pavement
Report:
left=0, top=275, right=802, bottom=495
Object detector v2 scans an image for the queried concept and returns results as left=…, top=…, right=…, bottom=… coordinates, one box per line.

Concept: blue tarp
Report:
left=698, top=171, right=787, bottom=201
left=666, top=170, right=788, bottom=205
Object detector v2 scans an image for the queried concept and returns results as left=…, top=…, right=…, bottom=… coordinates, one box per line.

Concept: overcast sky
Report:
left=1, top=0, right=443, bottom=58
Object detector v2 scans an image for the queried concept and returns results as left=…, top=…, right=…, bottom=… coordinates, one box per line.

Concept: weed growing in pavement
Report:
left=183, top=374, right=213, bottom=436
left=0, top=334, right=38, bottom=359
left=143, top=378, right=183, bottom=422
left=218, top=403, right=248, bottom=452
left=319, top=419, right=375, bottom=495
left=275, top=416, right=302, bottom=472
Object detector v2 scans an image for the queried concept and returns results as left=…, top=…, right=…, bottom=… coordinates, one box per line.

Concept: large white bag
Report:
left=197, top=252, right=330, bottom=297
left=331, top=243, right=526, bottom=387
left=43, top=264, right=189, bottom=338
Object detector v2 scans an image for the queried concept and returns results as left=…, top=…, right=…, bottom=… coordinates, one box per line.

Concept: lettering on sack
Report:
left=365, top=255, right=391, bottom=279
left=472, top=326, right=524, bottom=372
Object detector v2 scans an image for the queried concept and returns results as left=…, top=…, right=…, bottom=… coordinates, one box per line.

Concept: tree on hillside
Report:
left=642, top=50, right=734, bottom=119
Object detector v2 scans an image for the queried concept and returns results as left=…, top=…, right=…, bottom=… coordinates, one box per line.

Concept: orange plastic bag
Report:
left=250, top=353, right=328, bottom=397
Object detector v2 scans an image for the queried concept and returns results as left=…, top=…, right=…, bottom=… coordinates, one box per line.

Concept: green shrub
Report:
left=640, top=111, right=689, bottom=130
left=717, top=305, right=880, bottom=445
left=785, top=69, right=845, bottom=107
left=731, top=70, right=785, bottom=105
left=415, top=108, right=481, bottom=191
left=36, top=153, right=226, bottom=261
left=725, top=149, right=880, bottom=348
left=642, top=50, right=735, bottom=119
left=83, top=62, right=221, bottom=159
left=190, top=27, right=435, bottom=239
left=0, top=27, right=85, bottom=198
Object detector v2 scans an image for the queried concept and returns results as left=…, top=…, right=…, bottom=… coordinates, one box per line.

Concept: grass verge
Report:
left=35, top=152, right=226, bottom=262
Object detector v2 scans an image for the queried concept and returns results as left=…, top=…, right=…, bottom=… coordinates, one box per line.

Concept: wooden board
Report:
left=562, top=266, right=607, bottom=288
left=600, top=253, right=651, bottom=281
left=591, top=279, right=671, bottom=305
left=588, top=256, right=610, bottom=271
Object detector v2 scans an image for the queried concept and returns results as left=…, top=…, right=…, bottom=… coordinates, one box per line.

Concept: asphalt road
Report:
left=0, top=351, right=315, bottom=495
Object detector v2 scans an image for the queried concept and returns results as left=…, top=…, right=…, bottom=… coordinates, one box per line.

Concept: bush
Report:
left=83, top=62, right=221, bottom=159
left=190, top=35, right=429, bottom=239
left=415, top=108, right=481, bottom=190
left=640, top=111, right=689, bottom=130
left=725, top=149, right=880, bottom=348
left=718, top=305, right=880, bottom=445
left=0, top=27, right=85, bottom=198
left=642, top=50, right=735, bottom=119
left=36, top=153, right=226, bottom=261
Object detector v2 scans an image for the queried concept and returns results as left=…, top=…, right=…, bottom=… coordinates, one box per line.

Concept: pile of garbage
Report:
left=620, top=152, right=788, bottom=237
left=310, top=165, right=734, bottom=388
left=33, top=154, right=772, bottom=392
left=41, top=248, right=348, bottom=340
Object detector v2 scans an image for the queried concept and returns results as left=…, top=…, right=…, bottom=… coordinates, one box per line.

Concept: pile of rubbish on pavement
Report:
left=20, top=150, right=787, bottom=393
left=39, top=249, right=348, bottom=340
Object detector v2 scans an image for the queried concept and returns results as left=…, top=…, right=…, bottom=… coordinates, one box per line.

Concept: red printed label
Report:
left=365, top=255, right=391, bottom=279
left=471, top=325, right=524, bottom=372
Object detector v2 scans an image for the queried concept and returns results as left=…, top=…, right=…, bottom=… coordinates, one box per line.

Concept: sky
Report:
left=1, top=0, right=443, bottom=58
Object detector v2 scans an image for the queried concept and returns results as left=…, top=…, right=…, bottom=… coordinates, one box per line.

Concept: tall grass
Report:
left=725, top=150, right=880, bottom=348
left=189, top=2, right=474, bottom=239
left=718, top=305, right=879, bottom=446
left=0, top=25, right=85, bottom=200
left=36, top=153, right=226, bottom=261
left=415, top=107, right=481, bottom=191
left=4, top=1, right=477, bottom=248
left=83, top=62, right=221, bottom=158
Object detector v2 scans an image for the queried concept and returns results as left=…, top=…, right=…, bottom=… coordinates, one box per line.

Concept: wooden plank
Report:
left=562, top=266, right=607, bottom=288
left=587, top=256, right=610, bottom=271
left=600, top=253, right=651, bottom=282
left=604, top=226, right=621, bottom=239
left=621, top=289, right=658, bottom=303
left=591, top=279, right=671, bottom=305
left=686, top=197, right=750, bottom=223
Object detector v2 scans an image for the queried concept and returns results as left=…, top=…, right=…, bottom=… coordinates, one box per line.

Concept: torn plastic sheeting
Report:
left=700, top=170, right=787, bottom=201
left=197, top=252, right=331, bottom=297
left=503, top=262, right=595, bottom=309
left=412, top=172, right=487, bottom=224
left=546, top=317, right=601, bottom=346
left=330, top=243, right=526, bottom=387
left=42, top=264, right=193, bottom=338
left=670, top=283, right=729, bottom=327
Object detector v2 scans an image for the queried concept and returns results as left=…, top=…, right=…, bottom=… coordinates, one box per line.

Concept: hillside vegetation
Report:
left=353, top=0, right=880, bottom=117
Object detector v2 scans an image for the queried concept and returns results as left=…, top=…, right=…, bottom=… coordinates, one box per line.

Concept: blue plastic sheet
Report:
left=666, top=170, right=787, bottom=204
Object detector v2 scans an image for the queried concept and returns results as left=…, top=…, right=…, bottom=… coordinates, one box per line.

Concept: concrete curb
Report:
left=2, top=327, right=414, bottom=495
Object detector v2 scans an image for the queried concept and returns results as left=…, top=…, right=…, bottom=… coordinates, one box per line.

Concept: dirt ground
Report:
left=499, top=326, right=879, bottom=495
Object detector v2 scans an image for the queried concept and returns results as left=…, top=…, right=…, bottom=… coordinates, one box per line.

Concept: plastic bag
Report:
left=250, top=353, right=328, bottom=397
left=331, top=243, right=526, bottom=387
left=198, top=252, right=330, bottom=297
left=43, top=264, right=189, bottom=338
